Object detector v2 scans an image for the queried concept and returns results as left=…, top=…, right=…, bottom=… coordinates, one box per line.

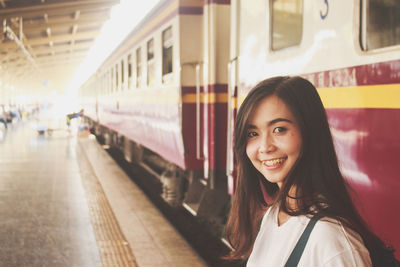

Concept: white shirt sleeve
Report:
left=301, top=219, right=372, bottom=267
left=323, top=249, right=372, bottom=267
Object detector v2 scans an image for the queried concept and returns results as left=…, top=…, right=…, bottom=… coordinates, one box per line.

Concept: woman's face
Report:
left=246, top=95, right=302, bottom=188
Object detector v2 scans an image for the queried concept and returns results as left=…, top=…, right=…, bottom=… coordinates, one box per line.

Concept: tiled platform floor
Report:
left=0, top=118, right=207, bottom=267
left=0, top=122, right=101, bottom=267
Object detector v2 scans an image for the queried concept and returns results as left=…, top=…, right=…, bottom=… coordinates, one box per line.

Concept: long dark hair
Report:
left=224, top=76, right=397, bottom=265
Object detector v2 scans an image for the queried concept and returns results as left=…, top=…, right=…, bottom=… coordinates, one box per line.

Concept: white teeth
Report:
left=263, top=158, right=285, bottom=166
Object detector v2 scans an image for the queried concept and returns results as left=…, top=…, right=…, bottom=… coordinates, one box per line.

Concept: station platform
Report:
left=0, top=119, right=208, bottom=267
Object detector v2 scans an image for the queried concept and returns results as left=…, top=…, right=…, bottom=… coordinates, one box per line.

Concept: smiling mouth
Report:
left=262, top=157, right=287, bottom=167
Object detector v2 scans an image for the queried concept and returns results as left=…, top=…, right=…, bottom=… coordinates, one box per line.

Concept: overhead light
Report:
left=72, top=24, right=78, bottom=34
left=74, top=11, right=80, bottom=20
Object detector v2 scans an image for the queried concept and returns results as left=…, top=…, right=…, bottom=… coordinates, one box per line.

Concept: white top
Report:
left=247, top=205, right=372, bottom=267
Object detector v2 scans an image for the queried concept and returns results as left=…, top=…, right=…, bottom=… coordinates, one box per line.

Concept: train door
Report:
left=195, top=0, right=232, bottom=229
left=202, top=2, right=231, bottom=190
left=181, top=2, right=231, bottom=228
left=186, top=1, right=230, bottom=189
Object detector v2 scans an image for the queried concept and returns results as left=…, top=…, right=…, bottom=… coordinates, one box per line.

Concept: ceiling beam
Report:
left=0, top=63, right=35, bottom=77
left=0, top=0, right=119, bottom=19
left=37, top=58, right=82, bottom=69
left=0, top=30, right=99, bottom=49
left=1, top=0, right=119, bottom=12
left=36, top=51, right=88, bottom=61
left=3, top=25, right=40, bottom=72
left=22, top=12, right=110, bottom=30
left=2, top=42, right=92, bottom=59
left=0, top=0, right=120, bottom=94
left=2, top=62, right=81, bottom=77
left=5, top=66, right=35, bottom=79
left=36, top=42, right=92, bottom=55
left=0, top=44, right=90, bottom=65
left=3, top=51, right=87, bottom=67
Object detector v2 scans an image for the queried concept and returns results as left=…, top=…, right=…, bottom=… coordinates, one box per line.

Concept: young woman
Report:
left=224, top=76, right=397, bottom=266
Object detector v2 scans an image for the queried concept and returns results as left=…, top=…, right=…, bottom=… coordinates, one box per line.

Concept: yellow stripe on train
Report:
left=119, top=84, right=399, bottom=107
left=236, top=83, right=400, bottom=109
left=182, top=93, right=228, bottom=104
left=318, top=84, right=400, bottom=109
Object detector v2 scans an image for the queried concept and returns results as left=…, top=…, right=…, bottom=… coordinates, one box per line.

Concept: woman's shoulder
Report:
left=304, top=217, right=372, bottom=266
left=311, top=217, right=365, bottom=248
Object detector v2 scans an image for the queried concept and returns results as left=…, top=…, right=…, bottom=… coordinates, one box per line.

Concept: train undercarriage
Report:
left=86, top=117, right=232, bottom=240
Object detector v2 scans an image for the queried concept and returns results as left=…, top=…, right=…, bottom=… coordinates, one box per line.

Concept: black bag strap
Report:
left=284, top=214, right=322, bottom=267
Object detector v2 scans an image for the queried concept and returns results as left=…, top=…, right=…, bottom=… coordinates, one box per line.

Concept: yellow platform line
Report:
left=77, top=143, right=138, bottom=267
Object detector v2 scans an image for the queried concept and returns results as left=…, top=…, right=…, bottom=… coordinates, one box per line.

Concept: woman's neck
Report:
left=277, top=186, right=298, bottom=226
left=277, top=209, right=291, bottom=226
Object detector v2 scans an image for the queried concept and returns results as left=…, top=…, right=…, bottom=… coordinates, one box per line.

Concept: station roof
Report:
left=0, top=0, right=120, bottom=95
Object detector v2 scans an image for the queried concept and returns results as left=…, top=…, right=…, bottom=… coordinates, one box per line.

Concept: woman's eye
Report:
left=273, top=127, right=287, bottom=133
left=247, top=131, right=258, bottom=138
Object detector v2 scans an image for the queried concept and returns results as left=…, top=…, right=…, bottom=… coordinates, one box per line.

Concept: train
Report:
left=78, top=0, right=400, bottom=258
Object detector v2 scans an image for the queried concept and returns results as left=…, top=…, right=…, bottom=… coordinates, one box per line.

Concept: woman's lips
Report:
left=262, top=157, right=287, bottom=169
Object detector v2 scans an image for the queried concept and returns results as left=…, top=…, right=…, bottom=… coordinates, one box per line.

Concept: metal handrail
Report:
left=226, top=57, right=237, bottom=177
left=180, top=62, right=204, bottom=160
left=195, top=63, right=202, bottom=159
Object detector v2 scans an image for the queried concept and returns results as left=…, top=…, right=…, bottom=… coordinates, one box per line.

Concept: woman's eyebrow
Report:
left=268, top=118, right=293, bottom=126
left=247, top=118, right=293, bottom=129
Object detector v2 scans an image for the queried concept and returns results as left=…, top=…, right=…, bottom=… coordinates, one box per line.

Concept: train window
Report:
left=115, top=64, right=119, bottom=90
left=111, top=68, right=114, bottom=93
left=147, top=39, right=154, bottom=60
left=162, top=26, right=173, bottom=79
left=108, top=70, right=111, bottom=94
left=108, top=71, right=111, bottom=94
left=104, top=73, right=107, bottom=95
left=147, top=38, right=156, bottom=86
left=106, top=71, right=108, bottom=94
left=121, top=59, right=125, bottom=89
left=360, top=0, right=400, bottom=50
left=109, top=70, right=113, bottom=94
left=128, top=54, right=132, bottom=89
left=136, top=47, right=141, bottom=88
left=270, top=0, right=303, bottom=51
left=102, top=74, right=105, bottom=95
left=101, top=74, right=104, bottom=95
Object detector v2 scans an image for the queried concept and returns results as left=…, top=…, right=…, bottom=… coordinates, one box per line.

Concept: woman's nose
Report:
left=258, top=135, right=275, bottom=153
